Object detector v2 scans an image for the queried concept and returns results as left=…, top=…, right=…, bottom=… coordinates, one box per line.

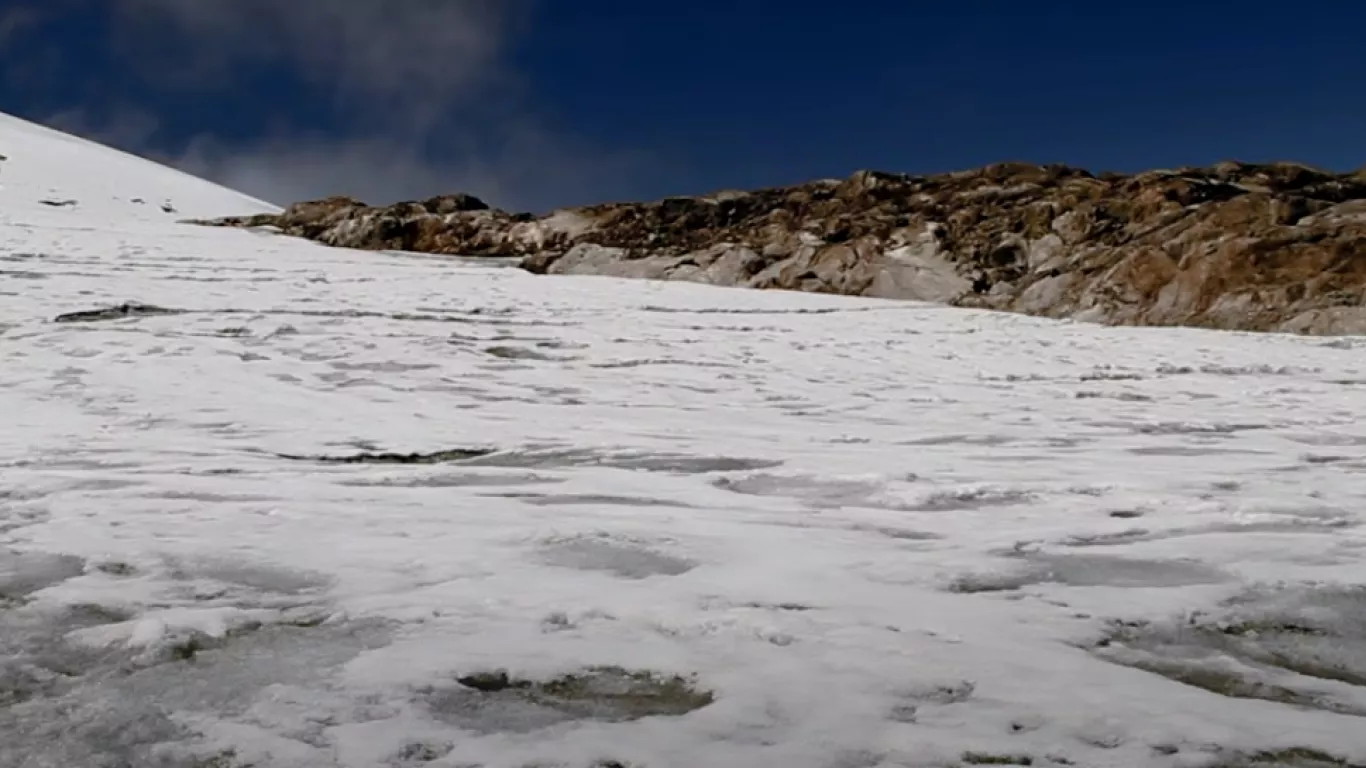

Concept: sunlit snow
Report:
left=3, top=111, right=1366, bottom=768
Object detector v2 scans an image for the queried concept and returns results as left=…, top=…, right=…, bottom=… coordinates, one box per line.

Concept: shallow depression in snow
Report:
left=5, top=114, right=1366, bottom=767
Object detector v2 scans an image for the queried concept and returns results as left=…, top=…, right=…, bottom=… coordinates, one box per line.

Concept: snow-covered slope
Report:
left=4, top=114, right=1366, bottom=768
left=0, top=110, right=278, bottom=221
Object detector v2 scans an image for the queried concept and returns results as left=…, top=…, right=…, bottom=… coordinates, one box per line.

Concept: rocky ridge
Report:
left=194, top=161, right=1366, bottom=334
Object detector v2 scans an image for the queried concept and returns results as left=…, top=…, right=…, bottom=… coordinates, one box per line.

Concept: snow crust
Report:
left=3, top=112, right=1366, bottom=767
left=0, top=110, right=278, bottom=220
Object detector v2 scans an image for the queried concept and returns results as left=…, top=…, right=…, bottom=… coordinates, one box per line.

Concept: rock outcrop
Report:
left=193, top=162, right=1366, bottom=334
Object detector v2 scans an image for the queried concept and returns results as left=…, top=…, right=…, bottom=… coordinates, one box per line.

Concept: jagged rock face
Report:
left=194, top=162, right=1366, bottom=334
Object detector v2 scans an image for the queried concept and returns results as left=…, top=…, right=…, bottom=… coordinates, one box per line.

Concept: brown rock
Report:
left=192, top=160, right=1366, bottom=334
left=420, top=193, right=489, bottom=215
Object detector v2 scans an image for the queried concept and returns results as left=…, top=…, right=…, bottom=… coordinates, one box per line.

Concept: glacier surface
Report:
left=2, top=111, right=1366, bottom=767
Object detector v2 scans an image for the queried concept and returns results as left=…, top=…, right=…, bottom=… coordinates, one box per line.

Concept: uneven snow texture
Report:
left=4, top=114, right=1366, bottom=767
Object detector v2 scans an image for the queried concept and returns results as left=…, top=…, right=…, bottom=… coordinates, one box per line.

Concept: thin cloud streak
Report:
left=111, top=0, right=517, bottom=128
left=24, top=1, right=650, bottom=211
left=0, top=6, right=40, bottom=44
left=172, top=128, right=651, bottom=213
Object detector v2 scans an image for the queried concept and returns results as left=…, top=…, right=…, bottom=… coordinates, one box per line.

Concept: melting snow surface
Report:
left=4, top=113, right=1366, bottom=767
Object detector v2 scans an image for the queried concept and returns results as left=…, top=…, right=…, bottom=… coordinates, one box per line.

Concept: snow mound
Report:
left=0, top=111, right=278, bottom=221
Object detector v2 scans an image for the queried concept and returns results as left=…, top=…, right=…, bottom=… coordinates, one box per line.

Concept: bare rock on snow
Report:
left=194, top=161, right=1366, bottom=334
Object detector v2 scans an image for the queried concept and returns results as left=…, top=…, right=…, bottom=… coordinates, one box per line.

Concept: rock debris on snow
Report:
left=53, top=302, right=184, bottom=323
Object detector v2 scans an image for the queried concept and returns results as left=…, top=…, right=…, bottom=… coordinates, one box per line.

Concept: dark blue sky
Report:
left=2, top=1, right=1364, bottom=211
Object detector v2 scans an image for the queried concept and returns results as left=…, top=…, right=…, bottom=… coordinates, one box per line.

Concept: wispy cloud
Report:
left=0, top=5, right=39, bottom=45
left=43, top=106, right=163, bottom=152
left=171, top=126, right=651, bottom=214
left=111, top=0, right=517, bottom=129
left=22, top=1, right=649, bottom=211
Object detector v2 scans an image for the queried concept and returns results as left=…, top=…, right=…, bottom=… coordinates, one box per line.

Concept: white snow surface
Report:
left=0, top=110, right=278, bottom=220
left=4, top=115, right=1366, bottom=767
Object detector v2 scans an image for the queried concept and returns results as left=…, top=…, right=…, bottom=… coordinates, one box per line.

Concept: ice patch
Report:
left=538, top=534, right=697, bottom=579
left=1091, top=585, right=1366, bottom=717
left=949, top=551, right=1230, bottom=592
left=418, top=667, right=714, bottom=734
left=0, top=549, right=85, bottom=603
